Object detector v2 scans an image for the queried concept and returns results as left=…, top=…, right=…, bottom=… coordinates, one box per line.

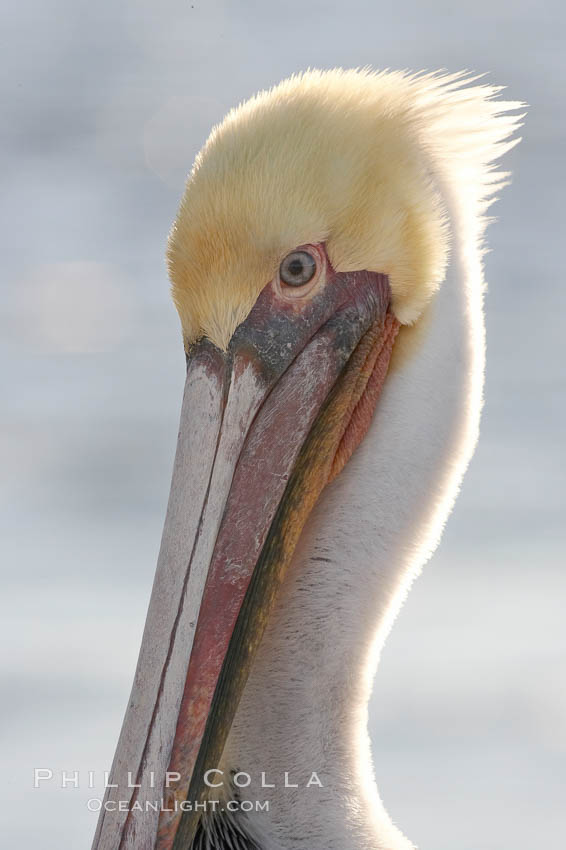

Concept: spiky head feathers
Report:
left=168, top=68, right=522, bottom=350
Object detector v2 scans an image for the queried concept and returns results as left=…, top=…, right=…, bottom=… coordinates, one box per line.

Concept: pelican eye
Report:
left=279, top=251, right=317, bottom=287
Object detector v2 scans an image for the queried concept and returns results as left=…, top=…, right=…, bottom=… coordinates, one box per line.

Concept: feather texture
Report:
left=168, top=68, right=522, bottom=349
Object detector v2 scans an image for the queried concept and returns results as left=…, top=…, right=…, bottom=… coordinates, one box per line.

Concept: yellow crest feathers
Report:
left=167, top=68, right=523, bottom=350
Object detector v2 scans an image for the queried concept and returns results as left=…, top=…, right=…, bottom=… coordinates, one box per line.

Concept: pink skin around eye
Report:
left=274, top=243, right=327, bottom=302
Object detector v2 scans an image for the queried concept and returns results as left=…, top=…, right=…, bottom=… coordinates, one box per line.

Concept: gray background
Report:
left=1, top=1, right=564, bottom=848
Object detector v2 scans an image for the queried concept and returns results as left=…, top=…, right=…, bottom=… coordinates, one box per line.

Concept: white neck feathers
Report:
left=222, top=189, right=485, bottom=850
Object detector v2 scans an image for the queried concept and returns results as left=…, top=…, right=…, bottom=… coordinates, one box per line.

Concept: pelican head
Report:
left=93, top=69, right=522, bottom=850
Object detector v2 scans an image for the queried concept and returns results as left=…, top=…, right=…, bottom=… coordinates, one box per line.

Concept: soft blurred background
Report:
left=1, top=1, right=564, bottom=847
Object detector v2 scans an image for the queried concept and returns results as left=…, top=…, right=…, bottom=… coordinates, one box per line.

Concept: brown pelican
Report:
left=92, top=68, right=522, bottom=850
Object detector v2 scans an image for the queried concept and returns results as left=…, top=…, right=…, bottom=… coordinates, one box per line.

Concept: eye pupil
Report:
left=280, top=250, right=317, bottom=287
left=288, top=259, right=304, bottom=277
